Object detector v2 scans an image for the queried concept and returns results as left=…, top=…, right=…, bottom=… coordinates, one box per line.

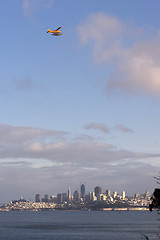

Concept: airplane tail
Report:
left=47, top=29, right=51, bottom=33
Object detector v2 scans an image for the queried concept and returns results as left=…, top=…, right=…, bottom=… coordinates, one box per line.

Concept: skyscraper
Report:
left=73, top=190, right=80, bottom=202
left=94, top=186, right=102, bottom=197
left=122, top=191, right=125, bottom=200
left=106, top=189, right=110, bottom=197
left=113, top=191, right=117, bottom=199
left=68, top=186, right=71, bottom=202
left=80, top=184, right=85, bottom=200
left=35, top=194, right=41, bottom=202
left=62, top=193, right=67, bottom=202
left=57, top=193, right=63, bottom=203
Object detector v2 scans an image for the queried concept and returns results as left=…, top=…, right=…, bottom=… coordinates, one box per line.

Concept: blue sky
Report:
left=0, top=0, right=160, bottom=202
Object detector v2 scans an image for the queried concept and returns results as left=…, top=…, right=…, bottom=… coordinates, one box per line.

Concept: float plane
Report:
left=47, top=27, right=62, bottom=36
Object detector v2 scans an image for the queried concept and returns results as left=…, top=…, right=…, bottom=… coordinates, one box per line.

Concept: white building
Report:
left=122, top=191, right=125, bottom=200
left=113, top=191, right=117, bottom=199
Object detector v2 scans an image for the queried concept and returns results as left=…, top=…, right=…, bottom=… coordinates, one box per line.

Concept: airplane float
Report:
left=47, top=27, right=62, bottom=36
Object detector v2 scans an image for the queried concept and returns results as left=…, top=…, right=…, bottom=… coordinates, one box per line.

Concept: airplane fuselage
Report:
left=47, top=29, right=62, bottom=36
left=47, top=30, right=61, bottom=33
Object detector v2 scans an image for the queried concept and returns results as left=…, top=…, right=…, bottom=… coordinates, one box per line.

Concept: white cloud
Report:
left=115, top=124, right=134, bottom=133
left=84, top=122, right=109, bottom=134
left=0, top=124, right=67, bottom=144
left=0, top=127, right=159, bottom=168
left=78, top=12, right=124, bottom=63
left=0, top=124, right=158, bottom=201
left=78, top=13, right=160, bottom=96
left=22, top=0, right=54, bottom=16
left=107, top=39, right=160, bottom=95
left=78, top=12, right=123, bottom=45
left=0, top=158, right=62, bottom=168
left=0, top=124, right=158, bottom=168
left=0, top=158, right=157, bottom=202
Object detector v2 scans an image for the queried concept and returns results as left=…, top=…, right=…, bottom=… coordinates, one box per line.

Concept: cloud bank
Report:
left=0, top=124, right=67, bottom=144
left=78, top=12, right=160, bottom=96
left=0, top=124, right=159, bottom=201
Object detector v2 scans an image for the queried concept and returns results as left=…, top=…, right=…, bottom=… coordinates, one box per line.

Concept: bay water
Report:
left=0, top=210, right=159, bottom=240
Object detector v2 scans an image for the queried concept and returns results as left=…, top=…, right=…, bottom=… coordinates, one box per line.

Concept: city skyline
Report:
left=0, top=186, right=151, bottom=211
left=16, top=184, right=151, bottom=203
left=0, top=0, right=160, bottom=202
left=2, top=184, right=150, bottom=212
left=0, top=182, right=151, bottom=205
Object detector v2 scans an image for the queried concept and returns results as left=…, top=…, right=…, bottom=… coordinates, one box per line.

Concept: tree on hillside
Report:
left=149, top=188, right=160, bottom=211
left=142, top=176, right=160, bottom=239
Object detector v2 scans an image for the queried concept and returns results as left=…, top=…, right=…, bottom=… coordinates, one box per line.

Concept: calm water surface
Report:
left=0, top=210, right=159, bottom=240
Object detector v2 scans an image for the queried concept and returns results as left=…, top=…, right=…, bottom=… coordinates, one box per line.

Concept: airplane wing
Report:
left=56, top=27, right=61, bottom=31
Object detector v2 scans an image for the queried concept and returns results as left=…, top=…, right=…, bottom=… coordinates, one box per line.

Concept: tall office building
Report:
left=62, top=193, right=67, bottom=202
left=57, top=193, right=63, bottom=204
left=42, top=194, right=49, bottom=202
left=80, top=184, right=85, bottom=200
left=113, top=191, right=117, bottom=199
left=68, top=186, right=71, bottom=202
left=73, top=190, right=80, bottom=202
left=35, top=194, right=41, bottom=202
left=44, top=194, right=49, bottom=202
left=94, top=186, right=102, bottom=197
left=122, top=191, right=125, bottom=200
left=89, top=192, right=97, bottom=202
left=106, top=189, right=110, bottom=197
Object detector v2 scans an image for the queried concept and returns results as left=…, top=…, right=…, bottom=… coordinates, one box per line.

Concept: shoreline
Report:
left=0, top=207, right=149, bottom=212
